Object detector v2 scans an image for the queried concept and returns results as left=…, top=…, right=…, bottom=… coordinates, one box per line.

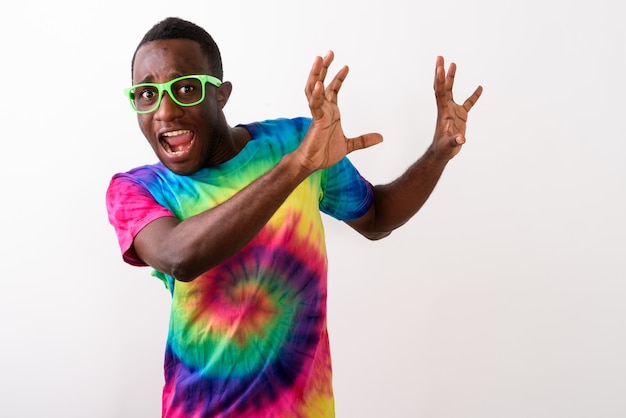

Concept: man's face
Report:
left=132, top=38, right=229, bottom=175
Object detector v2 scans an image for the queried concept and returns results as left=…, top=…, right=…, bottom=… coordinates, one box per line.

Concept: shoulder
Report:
left=239, top=117, right=311, bottom=139
left=106, top=162, right=179, bottom=210
left=108, top=162, right=171, bottom=190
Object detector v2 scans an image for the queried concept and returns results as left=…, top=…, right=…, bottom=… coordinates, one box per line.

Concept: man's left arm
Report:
left=346, top=56, right=483, bottom=240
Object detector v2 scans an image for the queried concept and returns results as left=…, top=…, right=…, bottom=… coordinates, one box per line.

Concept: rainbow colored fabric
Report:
left=106, top=117, right=373, bottom=417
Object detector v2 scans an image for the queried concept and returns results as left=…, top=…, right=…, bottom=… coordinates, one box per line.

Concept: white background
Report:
left=1, top=1, right=624, bottom=417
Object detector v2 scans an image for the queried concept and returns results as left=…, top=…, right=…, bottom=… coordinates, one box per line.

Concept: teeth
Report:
left=162, top=130, right=190, bottom=137
left=160, top=130, right=192, bottom=155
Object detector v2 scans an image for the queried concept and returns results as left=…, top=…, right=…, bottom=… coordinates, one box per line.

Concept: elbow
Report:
left=361, top=230, right=392, bottom=241
left=346, top=216, right=393, bottom=241
left=162, top=239, right=232, bottom=282
left=167, top=243, right=232, bottom=282
left=166, top=251, right=209, bottom=283
left=169, top=261, right=197, bottom=282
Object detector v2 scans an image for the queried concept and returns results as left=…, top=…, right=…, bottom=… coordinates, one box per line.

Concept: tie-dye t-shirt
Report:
left=106, top=117, right=373, bottom=417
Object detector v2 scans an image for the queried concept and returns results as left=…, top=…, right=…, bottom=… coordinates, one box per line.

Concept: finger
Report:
left=433, top=56, right=446, bottom=98
left=345, top=132, right=384, bottom=153
left=305, top=56, right=324, bottom=99
left=445, top=62, right=457, bottom=101
left=319, top=50, right=335, bottom=84
left=308, top=80, right=325, bottom=120
left=326, top=65, right=349, bottom=104
left=462, top=85, right=483, bottom=112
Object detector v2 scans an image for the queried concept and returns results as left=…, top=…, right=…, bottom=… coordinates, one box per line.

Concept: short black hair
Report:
left=131, top=17, right=223, bottom=80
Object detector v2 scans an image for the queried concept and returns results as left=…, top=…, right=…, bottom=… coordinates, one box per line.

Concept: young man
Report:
left=106, top=16, right=482, bottom=418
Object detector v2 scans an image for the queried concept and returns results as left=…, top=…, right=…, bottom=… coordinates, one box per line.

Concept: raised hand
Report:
left=294, top=51, right=383, bottom=173
left=432, top=56, right=483, bottom=160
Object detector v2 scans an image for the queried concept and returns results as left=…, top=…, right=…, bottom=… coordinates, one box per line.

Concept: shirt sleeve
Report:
left=105, top=173, right=176, bottom=266
left=319, top=157, right=374, bottom=221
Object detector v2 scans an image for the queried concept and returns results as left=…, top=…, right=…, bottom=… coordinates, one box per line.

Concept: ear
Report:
left=216, top=81, right=232, bottom=109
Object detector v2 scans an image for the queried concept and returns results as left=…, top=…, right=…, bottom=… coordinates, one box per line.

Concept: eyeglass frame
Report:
left=124, top=74, right=223, bottom=114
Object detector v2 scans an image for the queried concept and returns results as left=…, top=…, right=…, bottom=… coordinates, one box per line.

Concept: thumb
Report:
left=347, top=132, right=383, bottom=153
left=453, top=134, right=466, bottom=145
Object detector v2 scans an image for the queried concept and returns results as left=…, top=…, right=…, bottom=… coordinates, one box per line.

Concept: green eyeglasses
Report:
left=124, top=74, right=222, bottom=114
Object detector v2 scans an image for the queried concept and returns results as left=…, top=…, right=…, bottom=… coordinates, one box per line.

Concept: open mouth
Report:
left=160, top=130, right=194, bottom=155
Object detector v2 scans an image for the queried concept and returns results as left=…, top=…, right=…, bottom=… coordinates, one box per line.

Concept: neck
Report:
left=204, top=125, right=252, bottom=167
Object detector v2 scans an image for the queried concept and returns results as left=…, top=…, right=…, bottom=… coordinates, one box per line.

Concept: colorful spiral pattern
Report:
left=106, top=118, right=373, bottom=417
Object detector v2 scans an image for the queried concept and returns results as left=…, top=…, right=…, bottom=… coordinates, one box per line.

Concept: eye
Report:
left=139, top=88, right=157, bottom=100
left=177, top=84, right=196, bottom=96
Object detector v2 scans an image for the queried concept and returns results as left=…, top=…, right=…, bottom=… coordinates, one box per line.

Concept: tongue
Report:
left=165, top=131, right=193, bottom=152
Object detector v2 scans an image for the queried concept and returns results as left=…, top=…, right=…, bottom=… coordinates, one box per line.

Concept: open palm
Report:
left=295, top=51, right=383, bottom=172
left=432, top=56, right=483, bottom=160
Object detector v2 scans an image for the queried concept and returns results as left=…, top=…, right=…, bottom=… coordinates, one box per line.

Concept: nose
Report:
left=154, top=91, right=183, bottom=121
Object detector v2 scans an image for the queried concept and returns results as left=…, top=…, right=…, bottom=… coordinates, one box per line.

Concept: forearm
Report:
left=135, top=152, right=312, bottom=281
left=350, top=146, right=449, bottom=238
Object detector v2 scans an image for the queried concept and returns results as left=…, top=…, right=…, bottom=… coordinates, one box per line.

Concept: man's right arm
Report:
left=133, top=51, right=382, bottom=282
left=132, top=152, right=311, bottom=282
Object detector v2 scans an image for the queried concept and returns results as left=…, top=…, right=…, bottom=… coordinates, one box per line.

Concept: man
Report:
left=106, top=16, right=482, bottom=418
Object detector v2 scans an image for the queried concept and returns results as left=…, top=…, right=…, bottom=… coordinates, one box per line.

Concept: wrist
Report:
left=424, top=143, right=452, bottom=166
left=280, top=152, right=316, bottom=182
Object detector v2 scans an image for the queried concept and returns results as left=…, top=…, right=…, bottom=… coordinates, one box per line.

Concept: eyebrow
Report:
left=135, top=73, right=185, bottom=85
